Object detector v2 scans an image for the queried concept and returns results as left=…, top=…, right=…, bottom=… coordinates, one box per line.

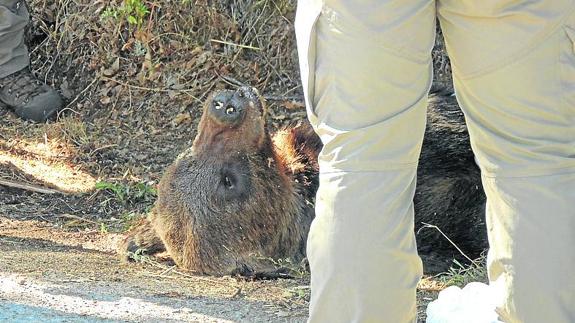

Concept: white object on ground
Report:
left=426, top=282, right=504, bottom=323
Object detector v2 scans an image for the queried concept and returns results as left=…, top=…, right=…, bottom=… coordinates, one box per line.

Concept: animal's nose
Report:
left=210, top=90, right=247, bottom=125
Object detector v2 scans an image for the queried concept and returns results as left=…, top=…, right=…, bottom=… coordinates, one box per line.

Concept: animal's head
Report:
left=192, top=86, right=268, bottom=155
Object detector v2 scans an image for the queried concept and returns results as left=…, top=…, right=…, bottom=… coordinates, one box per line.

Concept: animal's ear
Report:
left=291, top=121, right=322, bottom=157
left=241, top=86, right=267, bottom=117
left=203, top=91, right=219, bottom=111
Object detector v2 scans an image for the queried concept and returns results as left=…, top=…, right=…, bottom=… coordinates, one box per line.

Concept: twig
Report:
left=62, top=75, right=100, bottom=113
left=209, top=39, right=261, bottom=51
left=132, top=253, right=232, bottom=287
left=56, top=213, right=99, bottom=225
left=0, top=178, right=62, bottom=195
left=263, top=95, right=301, bottom=101
left=419, top=222, right=478, bottom=265
left=217, top=74, right=247, bottom=88
left=159, top=265, right=176, bottom=276
left=88, top=144, right=118, bottom=157
left=100, top=76, right=202, bottom=103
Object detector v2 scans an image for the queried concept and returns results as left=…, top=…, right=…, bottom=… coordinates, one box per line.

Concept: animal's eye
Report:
left=225, top=107, right=236, bottom=115
left=223, top=176, right=234, bottom=189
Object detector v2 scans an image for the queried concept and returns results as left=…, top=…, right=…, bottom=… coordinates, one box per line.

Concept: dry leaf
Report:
left=100, top=96, right=111, bottom=105
left=102, top=57, right=120, bottom=77
left=173, top=113, right=191, bottom=126
left=283, top=101, right=305, bottom=110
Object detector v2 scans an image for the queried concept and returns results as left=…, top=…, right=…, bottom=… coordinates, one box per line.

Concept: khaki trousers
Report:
left=295, top=1, right=575, bottom=322
left=0, top=0, right=29, bottom=79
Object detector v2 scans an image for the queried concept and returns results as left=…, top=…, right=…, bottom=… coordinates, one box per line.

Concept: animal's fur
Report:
left=120, top=87, right=317, bottom=275
left=120, top=87, right=488, bottom=275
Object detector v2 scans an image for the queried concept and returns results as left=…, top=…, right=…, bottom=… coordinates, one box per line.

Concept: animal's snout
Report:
left=209, top=87, right=262, bottom=125
left=210, top=90, right=247, bottom=125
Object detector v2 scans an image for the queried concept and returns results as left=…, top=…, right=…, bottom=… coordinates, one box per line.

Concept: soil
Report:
left=0, top=217, right=441, bottom=322
left=1, top=0, right=451, bottom=321
left=0, top=218, right=309, bottom=322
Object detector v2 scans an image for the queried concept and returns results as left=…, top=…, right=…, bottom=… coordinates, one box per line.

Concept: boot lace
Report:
left=0, top=70, right=46, bottom=104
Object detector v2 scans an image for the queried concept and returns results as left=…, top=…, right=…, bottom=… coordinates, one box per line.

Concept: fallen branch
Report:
left=0, top=178, right=62, bottom=195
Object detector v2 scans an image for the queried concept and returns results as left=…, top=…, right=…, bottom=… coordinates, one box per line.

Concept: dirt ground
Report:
left=0, top=217, right=443, bottom=322
left=0, top=217, right=310, bottom=322
left=0, top=0, right=455, bottom=321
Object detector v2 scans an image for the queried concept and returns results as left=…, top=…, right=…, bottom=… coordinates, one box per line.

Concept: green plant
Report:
left=133, top=40, right=147, bottom=56
left=127, top=248, right=153, bottom=263
left=96, top=181, right=128, bottom=202
left=438, top=256, right=488, bottom=288
left=282, top=285, right=310, bottom=302
left=132, top=182, right=157, bottom=202
left=100, top=0, right=150, bottom=28
left=99, top=222, right=109, bottom=233
left=95, top=181, right=157, bottom=204
left=120, top=211, right=140, bottom=231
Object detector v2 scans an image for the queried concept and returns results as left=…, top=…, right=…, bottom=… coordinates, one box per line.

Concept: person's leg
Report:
left=0, top=0, right=30, bottom=78
left=438, top=1, right=575, bottom=322
left=295, top=1, right=435, bottom=322
left=0, top=0, right=63, bottom=122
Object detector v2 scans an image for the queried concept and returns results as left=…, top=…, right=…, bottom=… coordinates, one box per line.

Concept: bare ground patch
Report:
left=0, top=216, right=447, bottom=321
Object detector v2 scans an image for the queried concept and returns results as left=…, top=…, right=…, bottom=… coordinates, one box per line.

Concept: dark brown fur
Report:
left=120, top=87, right=488, bottom=275
left=120, top=87, right=319, bottom=275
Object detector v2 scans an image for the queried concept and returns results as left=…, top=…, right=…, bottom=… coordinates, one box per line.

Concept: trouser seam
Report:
left=319, top=163, right=419, bottom=174
left=455, top=5, right=575, bottom=80
left=319, top=6, right=431, bottom=65
left=481, top=167, right=575, bottom=179
left=375, top=40, right=430, bottom=65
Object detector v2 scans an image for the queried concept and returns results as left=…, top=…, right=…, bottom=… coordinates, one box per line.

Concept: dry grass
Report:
left=3, top=0, right=308, bottom=228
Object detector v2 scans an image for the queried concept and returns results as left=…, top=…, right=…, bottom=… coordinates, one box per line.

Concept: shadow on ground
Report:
left=0, top=216, right=310, bottom=322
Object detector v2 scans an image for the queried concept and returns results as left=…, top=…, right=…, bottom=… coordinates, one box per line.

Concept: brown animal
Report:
left=120, top=86, right=488, bottom=275
left=120, top=86, right=321, bottom=276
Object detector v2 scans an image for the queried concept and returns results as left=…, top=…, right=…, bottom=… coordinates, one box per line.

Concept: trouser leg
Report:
left=438, top=1, right=575, bottom=322
left=0, top=0, right=30, bottom=79
left=295, top=1, right=435, bottom=322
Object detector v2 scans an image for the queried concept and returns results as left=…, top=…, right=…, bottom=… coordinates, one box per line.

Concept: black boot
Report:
left=0, top=69, right=64, bottom=122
